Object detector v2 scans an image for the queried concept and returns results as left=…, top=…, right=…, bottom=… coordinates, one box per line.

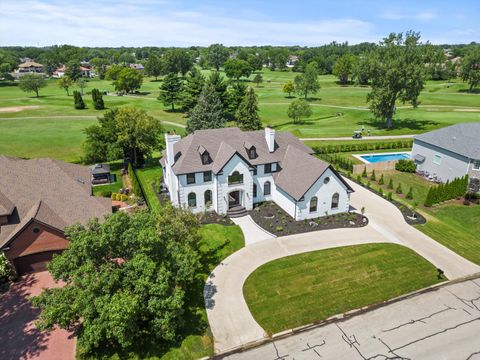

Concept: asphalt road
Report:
left=222, top=277, right=480, bottom=360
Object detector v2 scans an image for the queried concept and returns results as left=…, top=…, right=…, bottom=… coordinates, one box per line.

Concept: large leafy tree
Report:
left=461, top=46, right=480, bottom=92
left=144, top=53, right=162, bottom=80
left=32, top=208, right=201, bottom=355
left=224, top=59, right=252, bottom=81
left=367, top=31, right=426, bottom=129
left=294, top=62, right=320, bottom=99
left=181, top=67, right=205, bottom=112
left=65, top=60, right=82, bottom=81
left=89, top=57, right=109, bottom=79
left=113, top=68, right=143, bottom=93
left=18, top=73, right=46, bottom=97
left=186, top=84, right=227, bottom=133
left=162, top=49, right=193, bottom=76
left=207, top=43, right=229, bottom=71
left=333, top=53, right=356, bottom=85
left=236, top=87, right=262, bottom=130
left=287, top=98, right=312, bottom=124
left=353, top=55, right=373, bottom=85
left=105, top=64, right=125, bottom=81
left=83, top=107, right=163, bottom=165
left=158, top=72, right=183, bottom=111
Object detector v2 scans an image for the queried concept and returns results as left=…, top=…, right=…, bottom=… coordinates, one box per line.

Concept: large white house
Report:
left=160, top=127, right=353, bottom=220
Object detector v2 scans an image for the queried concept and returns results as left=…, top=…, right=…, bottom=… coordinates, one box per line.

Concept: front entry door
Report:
left=228, top=191, right=241, bottom=208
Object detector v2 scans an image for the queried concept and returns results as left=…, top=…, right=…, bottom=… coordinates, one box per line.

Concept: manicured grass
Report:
left=135, top=158, right=163, bottom=212
left=243, top=243, right=444, bottom=334
left=416, top=204, right=480, bottom=265
left=1, top=72, right=480, bottom=162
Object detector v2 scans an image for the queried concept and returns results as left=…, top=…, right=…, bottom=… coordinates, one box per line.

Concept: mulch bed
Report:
left=197, top=211, right=235, bottom=226
left=249, top=202, right=368, bottom=236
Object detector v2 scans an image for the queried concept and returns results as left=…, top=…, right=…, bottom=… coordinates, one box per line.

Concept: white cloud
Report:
left=0, top=0, right=378, bottom=46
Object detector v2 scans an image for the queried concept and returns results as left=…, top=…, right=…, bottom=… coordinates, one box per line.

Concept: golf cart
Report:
left=352, top=130, right=363, bottom=139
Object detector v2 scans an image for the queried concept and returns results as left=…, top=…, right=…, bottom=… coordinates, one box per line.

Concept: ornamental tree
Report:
left=18, top=73, right=46, bottom=97
left=287, top=98, right=312, bottom=124
left=57, top=75, right=73, bottom=96
left=32, top=208, right=202, bottom=355
left=113, top=68, right=143, bottom=93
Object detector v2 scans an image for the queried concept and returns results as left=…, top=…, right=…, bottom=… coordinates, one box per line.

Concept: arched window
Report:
left=309, top=196, right=318, bottom=213
left=331, top=193, right=339, bottom=209
left=204, top=190, right=212, bottom=207
left=264, top=181, right=271, bottom=196
left=228, top=171, right=243, bottom=185
left=202, top=152, right=210, bottom=165
left=249, top=147, right=257, bottom=159
left=188, top=192, right=197, bottom=208
left=253, top=183, right=257, bottom=198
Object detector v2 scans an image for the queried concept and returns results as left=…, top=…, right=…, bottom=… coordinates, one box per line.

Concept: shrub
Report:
left=370, top=169, right=376, bottom=181
left=362, top=167, right=367, bottom=178
left=366, top=181, right=371, bottom=189
left=406, top=187, right=413, bottom=200
left=111, top=193, right=116, bottom=200
left=387, top=178, right=394, bottom=190
left=120, top=194, right=128, bottom=202
left=275, top=226, right=284, bottom=232
left=378, top=174, right=384, bottom=185
left=387, top=192, right=393, bottom=201
left=73, top=90, right=85, bottom=109
left=356, top=175, right=362, bottom=183
left=0, top=253, right=12, bottom=281
left=424, top=175, right=469, bottom=206
left=99, top=190, right=112, bottom=198
left=396, top=183, right=403, bottom=194
left=395, top=159, right=416, bottom=173
left=91, top=88, right=105, bottom=110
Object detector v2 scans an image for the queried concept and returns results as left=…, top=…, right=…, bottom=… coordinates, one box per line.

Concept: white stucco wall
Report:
left=177, top=172, right=215, bottom=214
left=295, top=168, right=350, bottom=220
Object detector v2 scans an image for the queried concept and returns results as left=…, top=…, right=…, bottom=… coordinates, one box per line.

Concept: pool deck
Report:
left=353, top=151, right=412, bottom=164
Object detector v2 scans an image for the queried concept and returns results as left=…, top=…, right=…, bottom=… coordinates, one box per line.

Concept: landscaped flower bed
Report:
left=249, top=201, right=368, bottom=236
left=197, top=211, right=235, bottom=226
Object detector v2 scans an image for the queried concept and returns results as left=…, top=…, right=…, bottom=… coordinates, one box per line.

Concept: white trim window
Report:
left=473, top=160, right=480, bottom=171
left=433, top=155, right=442, bottom=165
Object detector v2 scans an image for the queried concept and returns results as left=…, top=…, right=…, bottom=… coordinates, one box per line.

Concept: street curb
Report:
left=211, top=272, right=480, bottom=359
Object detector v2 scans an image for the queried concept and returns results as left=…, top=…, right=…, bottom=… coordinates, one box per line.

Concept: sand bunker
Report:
left=453, top=108, right=480, bottom=112
left=0, top=106, right=42, bottom=113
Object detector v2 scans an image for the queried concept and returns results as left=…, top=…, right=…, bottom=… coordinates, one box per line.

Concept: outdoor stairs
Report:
left=227, top=206, right=248, bottom=218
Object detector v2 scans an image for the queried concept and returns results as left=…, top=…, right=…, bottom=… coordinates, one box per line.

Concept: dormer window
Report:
left=248, top=147, right=257, bottom=159
left=198, top=145, right=211, bottom=165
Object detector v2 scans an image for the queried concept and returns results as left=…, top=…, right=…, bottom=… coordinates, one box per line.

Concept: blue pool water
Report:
left=360, top=153, right=411, bottom=163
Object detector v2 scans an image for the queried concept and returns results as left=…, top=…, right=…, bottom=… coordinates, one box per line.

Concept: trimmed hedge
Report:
left=73, top=90, right=85, bottom=109
left=424, top=175, right=469, bottom=207
left=312, top=140, right=413, bottom=155
left=317, top=153, right=354, bottom=172
left=128, top=162, right=142, bottom=198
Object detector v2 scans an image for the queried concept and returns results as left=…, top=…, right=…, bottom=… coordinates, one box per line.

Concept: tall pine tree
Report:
left=181, top=67, right=205, bottom=112
left=158, top=72, right=183, bottom=111
left=235, top=87, right=262, bottom=130
left=186, top=84, right=227, bottom=133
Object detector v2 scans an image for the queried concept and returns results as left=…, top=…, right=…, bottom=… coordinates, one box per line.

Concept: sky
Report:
left=0, top=0, right=478, bottom=47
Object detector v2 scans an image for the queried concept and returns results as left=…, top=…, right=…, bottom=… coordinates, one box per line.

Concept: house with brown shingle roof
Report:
left=0, top=156, right=112, bottom=275
left=161, top=127, right=353, bottom=220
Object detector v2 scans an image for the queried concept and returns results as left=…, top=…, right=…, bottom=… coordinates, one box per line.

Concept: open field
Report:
left=1, top=70, right=479, bottom=162
left=243, top=243, right=444, bottom=334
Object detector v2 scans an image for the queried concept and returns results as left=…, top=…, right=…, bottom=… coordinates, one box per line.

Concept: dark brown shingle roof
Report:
left=0, top=157, right=112, bottom=248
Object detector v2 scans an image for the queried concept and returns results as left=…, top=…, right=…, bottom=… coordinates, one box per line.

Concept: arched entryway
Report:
left=228, top=190, right=243, bottom=209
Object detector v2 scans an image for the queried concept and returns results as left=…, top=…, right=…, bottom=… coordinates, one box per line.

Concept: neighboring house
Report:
left=0, top=156, right=112, bottom=275
left=161, top=127, right=353, bottom=220
left=129, top=63, right=145, bottom=71
left=52, top=64, right=66, bottom=78
left=15, top=61, right=44, bottom=74
left=412, top=123, right=480, bottom=183
left=90, top=164, right=112, bottom=184
left=53, top=64, right=94, bottom=78
left=286, top=55, right=299, bottom=68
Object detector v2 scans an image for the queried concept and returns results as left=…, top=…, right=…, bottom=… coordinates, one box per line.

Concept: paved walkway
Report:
left=223, top=277, right=480, bottom=360
left=0, top=271, right=76, bottom=360
left=205, top=179, right=480, bottom=354
left=231, top=215, right=274, bottom=245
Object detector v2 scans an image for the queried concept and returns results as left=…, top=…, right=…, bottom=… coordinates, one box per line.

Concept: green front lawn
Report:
left=416, top=204, right=480, bottom=265
left=243, top=243, right=444, bottom=334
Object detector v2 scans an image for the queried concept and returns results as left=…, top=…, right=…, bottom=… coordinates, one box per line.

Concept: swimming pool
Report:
left=357, top=152, right=411, bottom=164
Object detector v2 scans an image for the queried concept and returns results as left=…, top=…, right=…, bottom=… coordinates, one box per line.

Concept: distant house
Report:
left=129, top=63, right=144, bottom=71
left=52, top=64, right=66, bottom=78
left=286, top=55, right=299, bottom=68
left=90, top=163, right=112, bottom=184
left=161, top=127, right=353, bottom=220
left=412, top=123, right=480, bottom=183
left=0, top=156, right=112, bottom=275
left=14, top=61, right=44, bottom=78
left=52, top=64, right=94, bottom=78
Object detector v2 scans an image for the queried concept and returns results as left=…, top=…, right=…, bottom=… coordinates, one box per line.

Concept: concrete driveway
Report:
left=222, top=277, right=480, bottom=360
left=0, top=271, right=76, bottom=360
left=205, top=179, right=480, bottom=354
left=231, top=215, right=274, bottom=245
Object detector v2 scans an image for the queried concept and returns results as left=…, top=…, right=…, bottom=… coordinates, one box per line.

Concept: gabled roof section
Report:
left=274, top=145, right=331, bottom=201
left=0, top=156, right=112, bottom=248
left=168, top=127, right=314, bottom=175
left=414, top=123, right=480, bottom=160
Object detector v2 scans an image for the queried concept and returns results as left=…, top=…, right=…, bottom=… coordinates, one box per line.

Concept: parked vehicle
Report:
left=352, top=131, right=362, bottom=139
